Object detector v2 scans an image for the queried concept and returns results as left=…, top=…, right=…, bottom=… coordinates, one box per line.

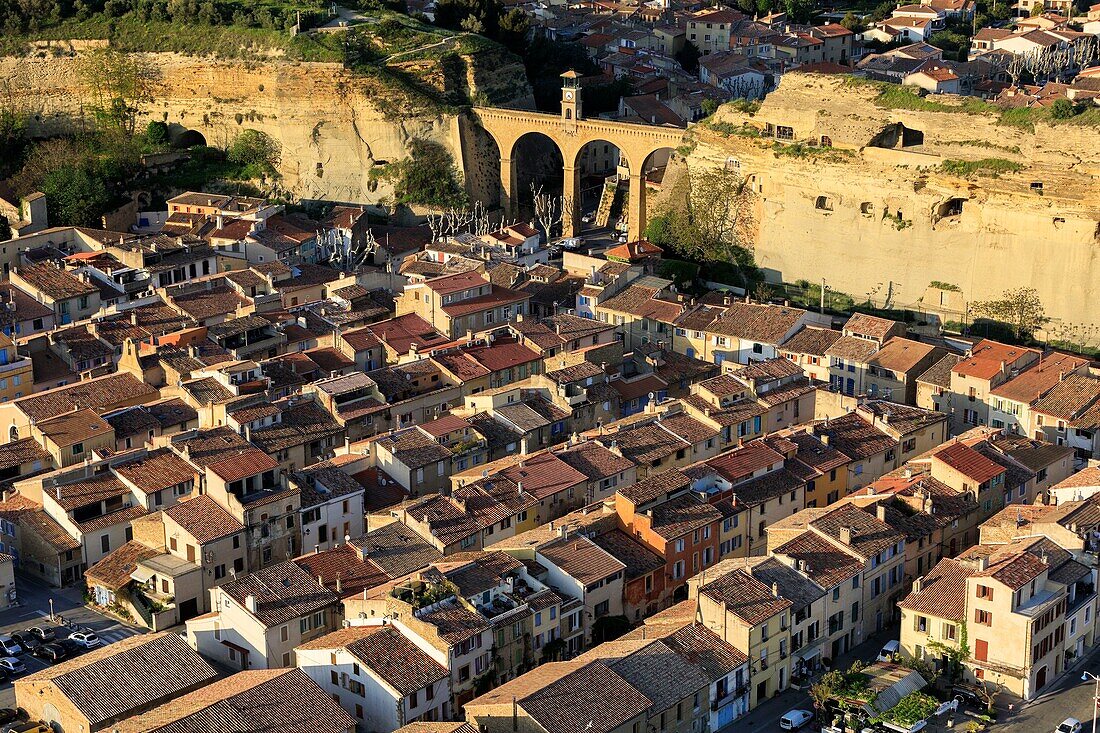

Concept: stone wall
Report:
left=689, top=73, right=1100, bottom=330
left=2, top=49, right=532, bottom=205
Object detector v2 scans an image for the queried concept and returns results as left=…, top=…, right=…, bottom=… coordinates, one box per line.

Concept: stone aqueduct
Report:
left=471, top=86, right=686, bottom=241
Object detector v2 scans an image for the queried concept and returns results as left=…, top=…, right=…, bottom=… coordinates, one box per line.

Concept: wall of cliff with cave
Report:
left=680, top=73, right=1100, bottom=330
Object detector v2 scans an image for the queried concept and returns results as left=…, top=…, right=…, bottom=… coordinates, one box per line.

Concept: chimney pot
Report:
left=245, top=594, right=257, bottom=613
left=839, top=526, right=854, bottom=545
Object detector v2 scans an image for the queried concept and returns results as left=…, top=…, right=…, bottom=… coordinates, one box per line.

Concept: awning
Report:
left=130, top=566, right=155, bottom=585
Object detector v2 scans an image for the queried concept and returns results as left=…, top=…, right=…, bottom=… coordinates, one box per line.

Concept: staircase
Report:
left=595, top=176, right=622, bottom=228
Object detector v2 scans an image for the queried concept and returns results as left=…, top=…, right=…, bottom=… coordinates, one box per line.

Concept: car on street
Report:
left=57, top=638, right=85, bottom=655
left=0, top=710, right=19, bottom=725
left=779, top=709, right=814, bottom=730
left=1056, top=719, right=1083, bottom=733
left=25, top=627, right=56, bottom=642
left=31, top=643, right=66, bottom=663
left=67, top=631, right=101, bottom=649
left=952, top=684, right=984, bottom=707
left=0, top=657, right=25, bottom=675
left=876, top=639, right=900, bottom=662
left=0, top=636, right=22, bottom=657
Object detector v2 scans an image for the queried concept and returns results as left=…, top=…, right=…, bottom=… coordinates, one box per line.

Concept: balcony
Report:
left=0, top=357, right=30, bottom=375
left=711, top=686, right=749, bottom=711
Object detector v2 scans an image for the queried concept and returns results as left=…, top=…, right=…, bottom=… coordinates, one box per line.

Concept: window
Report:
left=976, top=584, right=993, bottom=600
left=943, top=623, right=956, bottom=641
left=974, top=609, right=992, bottom=626
left=100, top=535, right=110, bottom=553
left=974, top=638, right=988, bottom=661
left=72, top=442, right=84, bottom=456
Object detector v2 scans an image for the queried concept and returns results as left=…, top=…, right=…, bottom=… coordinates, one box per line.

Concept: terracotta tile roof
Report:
left=772, top=530, right=863, bottom=588
left=301, top=625, right=447, bottom=695
left=783, top=431, right=851, bottom=473
left=966, top=545, right=1049, bottom=589
left=868, top=337, right=939, bottom=374
left=538, top=534, right=626, bottom=586
left=934, top=441, right=1005, bottom=484
left=657, top=412, right=718, bottom=445
left=441, top=550, right=525, bottom=597
left=114, top=448, right=197, bottom=494
left=727, top=467, right=805, bottom=507
left=617, top=467, right=691, bottom=506
left=113, top=667, right=356, bottom=733
left=250, top=400, right=343, bottom=454
left=898, top=558, right=974, bottom=620
left=85, top=539, right=161, bottom=590
left=207, top=448, right=280, bottom=483
left=699, top=568, right=792, bottom=625
left=500, top=451, right=588, bottom=501
left=0, top=436, right=50, bottom=470
left=813, top=412, right=897, bottom=461
left=599, top=282, right=682, bottom=323
left=417, top=599, right=490, bottom=645
left=608, top=422, right=687, bottom=465
left=709, top=302, right=805, bottom=344
left=826, top=335, right=880, bottom=363
left=23, top=508, right=79, bottom=551
left=811, top=503, right=904, bottom=560
left=706, top=441, right=785, bottom=483
left=349, top=521, right=443, bottom=578
left=23, top=632, right=219, bottom=728
left=556, top=440, right=635, bottom=481
left=165, top=494, right=244, bottom=545
left=649, top=493, right=723, bottom=540
left=51, top=473, right=129, bottom=511
left=426, top=270, right=487, bottom=295
left=843, top=313, right=901, bottom=340
left=591, top=529, right=665, bottom=579
left=219, top=561, right=338, bottom=627
left=1031, top=373, right=1100, bottom=427
left=16, top=372, right=158, bottom=422
left=170, top=285, right=248, bottom=322
left=294, top=544, right=387, bottom=597
left=953, top=339, right=1038, bottom=381
left=519, top=660, right=653, bottom=733
left=15, top=262, right=98, bottom=300
left=376, top=429, right=453, bottom=470
left=76, top=504, right=149, bottom=533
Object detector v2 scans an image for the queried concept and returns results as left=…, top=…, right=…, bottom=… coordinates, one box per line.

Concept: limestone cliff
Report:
left=2, top=46, right=533, bottom=204
left=685, top=73, right=1100, bottom=331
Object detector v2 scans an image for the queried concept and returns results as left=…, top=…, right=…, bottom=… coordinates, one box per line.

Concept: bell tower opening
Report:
left=561, top=70, right=582, bottom=132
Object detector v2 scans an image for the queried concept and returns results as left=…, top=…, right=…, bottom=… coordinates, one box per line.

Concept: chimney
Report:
left=130, top=311, right=139, bottom=326
left=245, top=594, right=257, bottom=613
left=976, top=555, right=989, bottom=571
left=913, top=576, right=924, bottom=593
left=876, top=504, right=887, bottom=522
left=771, top=582, right=779, bottom=598
left=839, top=526, right=854, bottom=545
left=216, top=214, right=224, bottom=230
left=466, top=329, right=474, bottom=343
left=820, top=434, right=830, bottom=446
left=336, top=574, right=342, bottom=594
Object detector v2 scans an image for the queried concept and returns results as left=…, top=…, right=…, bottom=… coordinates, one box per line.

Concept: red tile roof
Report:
left=934, top=441, right=1005, bottom=484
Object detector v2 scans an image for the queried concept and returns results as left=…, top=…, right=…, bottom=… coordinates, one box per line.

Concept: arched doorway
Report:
left=574, top=139, right=627, bottom=233
left=510, top=132, right=564, bottom=224
left=175, top=129, right=207, bottom=148
left=8, top=425, right=17, bottom=442
left=1036, top=665, right=1048, bottom=690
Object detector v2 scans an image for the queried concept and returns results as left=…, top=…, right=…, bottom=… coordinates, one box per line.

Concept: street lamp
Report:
left=48, top=598, right=54, bottom=622
left=1082, top=671, right=1100, bottom=733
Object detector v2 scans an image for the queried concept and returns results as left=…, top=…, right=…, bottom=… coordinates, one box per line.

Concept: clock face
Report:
left=565, top=91, right=574, bottom=100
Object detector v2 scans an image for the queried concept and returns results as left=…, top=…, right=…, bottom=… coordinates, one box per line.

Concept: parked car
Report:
left=31, top=643, right=66, bottom=663
left=0, top=636, right=22, bottom=657
left=67, top=632, right=101, bottom=649
left=779, top=709, right=814, bottom=730
left=7, top=634, right=37, bottom=651
left=952, top=684, right=984, bottom=707
left=0, top=709, right=19, bottom=725
left=876, top=639, right=900, bottom=662
left=25, top=627, right=55, bottom=642
left=1057, top=719, right=1083, bottom=733
left=0, top=657, right=25, bottom=675
left=57, top=638, right=85, bottom=655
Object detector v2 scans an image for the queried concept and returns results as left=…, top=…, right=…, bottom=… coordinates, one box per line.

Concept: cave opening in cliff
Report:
left=175, top=129, right=208, bottom=148
left=512, top=132, right=564, bottom=222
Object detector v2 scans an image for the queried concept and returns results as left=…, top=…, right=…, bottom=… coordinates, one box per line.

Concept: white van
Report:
left=877, top=639, right=900, bottom=662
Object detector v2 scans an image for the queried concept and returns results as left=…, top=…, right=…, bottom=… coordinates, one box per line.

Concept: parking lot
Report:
left=0, top=576, right=145, bottom=710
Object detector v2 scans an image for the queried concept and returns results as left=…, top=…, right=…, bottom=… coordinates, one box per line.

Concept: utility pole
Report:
left=820, top=278, right=826, bottom=315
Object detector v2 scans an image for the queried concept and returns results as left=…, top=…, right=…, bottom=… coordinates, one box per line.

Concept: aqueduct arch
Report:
left=473, top=74, right=686, bottom=240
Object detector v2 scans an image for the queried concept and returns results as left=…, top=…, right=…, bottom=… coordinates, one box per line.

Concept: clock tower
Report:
left=561, top=70, right=582, bottom=132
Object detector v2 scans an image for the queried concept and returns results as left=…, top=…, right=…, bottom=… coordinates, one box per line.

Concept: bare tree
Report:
left=530, top=183, right=573, bottom=242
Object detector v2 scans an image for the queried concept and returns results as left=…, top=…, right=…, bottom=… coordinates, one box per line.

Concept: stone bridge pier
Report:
left=473, top=73, right=686, bottom=241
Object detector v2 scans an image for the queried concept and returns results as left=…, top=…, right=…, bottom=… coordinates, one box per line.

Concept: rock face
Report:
left=687, top=73, right=1100, bottom=330
left=2, top=48, right=533, bottom=204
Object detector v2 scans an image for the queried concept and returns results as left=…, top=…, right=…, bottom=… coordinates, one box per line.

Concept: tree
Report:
left=783, top=0, right=814, bottom=24
left=144, top=120, right=169, bottom=146
left=676, top=40, right=701, bottom=73
left=971, top=287, right=1047, bottom=340
left=76, top=48, right=159, bottom=135
left=1050, top=98, right=1076, bottom=119
left=841, top=11, right=865, bottom=32
left=701, top=98, right=720, bottom=117
left=375, top=138, right=467, bottom=209
left=497, top=7, right=530, bottom=51
left=227, top=129, right=281, bottom=176
left=41, top=165, right=109, bottom=227
left=530, top=183, right=572, bottom=241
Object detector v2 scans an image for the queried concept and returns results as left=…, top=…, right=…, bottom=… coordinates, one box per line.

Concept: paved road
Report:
left=0, top=575, right=144, bottom=709
left=995, top=642, right=1100, bottom=733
